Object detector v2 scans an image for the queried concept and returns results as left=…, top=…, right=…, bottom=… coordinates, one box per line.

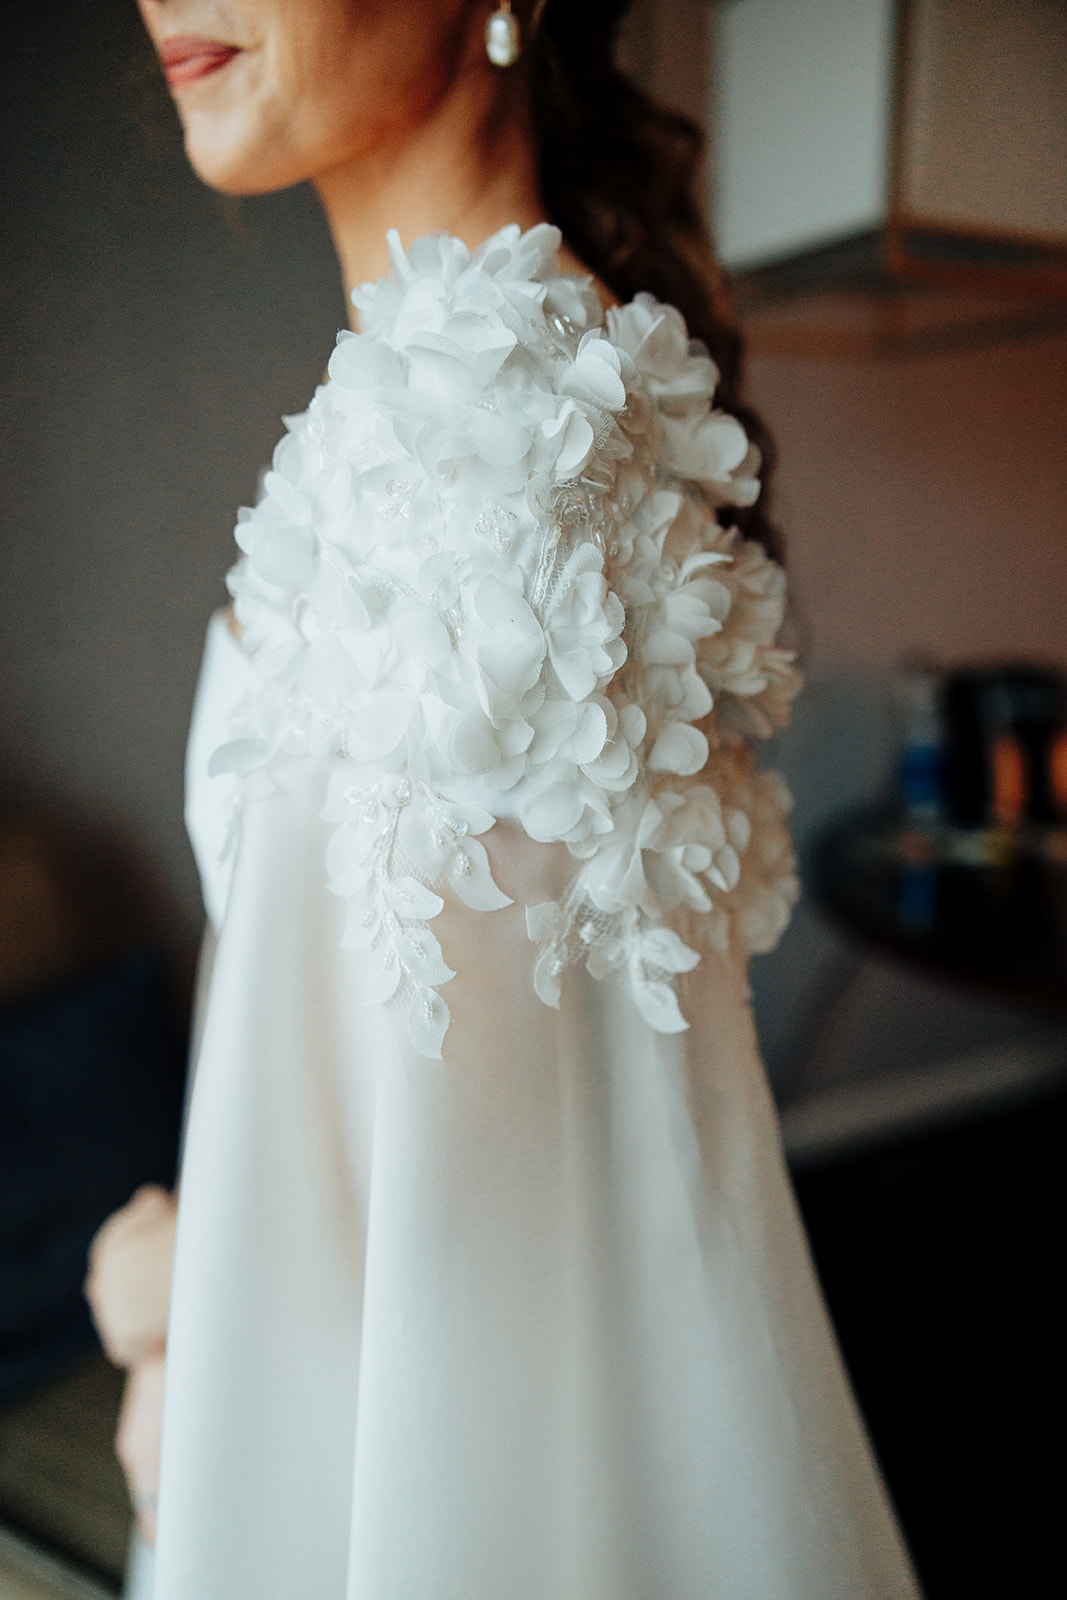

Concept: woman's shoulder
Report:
left=227, top=222, right=770, bottom=661
left=334, top=221, right=763, bottom=508
left=212, top=225, right=801, bottom=1055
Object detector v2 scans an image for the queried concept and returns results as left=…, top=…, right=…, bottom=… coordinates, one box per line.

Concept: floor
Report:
left=0, top=1354, right=127, bottom=1597
left=0, top=1526, right=115, bottom=1600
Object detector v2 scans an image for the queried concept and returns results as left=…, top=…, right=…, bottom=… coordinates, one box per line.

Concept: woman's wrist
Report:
left=116, top=1351, right=167, bottom=1547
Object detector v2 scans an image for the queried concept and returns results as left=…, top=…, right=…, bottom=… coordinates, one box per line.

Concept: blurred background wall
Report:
left=0, top=0, right=344, bottom=989
left=747, top=327, right=1067, bottom=1088
left=2, top=0, right=1065, bottom=1088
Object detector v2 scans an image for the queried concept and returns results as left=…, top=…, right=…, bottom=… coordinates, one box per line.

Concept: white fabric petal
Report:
left=217, top=222, right=803, bottom=1053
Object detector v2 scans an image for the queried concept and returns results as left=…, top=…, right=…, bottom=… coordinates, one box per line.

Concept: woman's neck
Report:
left=312, top=38, right=590, bottom=322
left=313, top=52, right=545, bottom=319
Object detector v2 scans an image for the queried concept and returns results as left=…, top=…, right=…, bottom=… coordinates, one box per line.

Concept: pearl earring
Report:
left=485, top=3, right=521, bottom=68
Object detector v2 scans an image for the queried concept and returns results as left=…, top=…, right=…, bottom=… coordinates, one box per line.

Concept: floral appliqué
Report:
left=211, top=225, right=801, bottom=1056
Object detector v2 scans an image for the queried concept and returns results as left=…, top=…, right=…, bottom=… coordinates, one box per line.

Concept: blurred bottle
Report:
left=897, top=658, right=944, bottom=824
left=1051, top=729, right=1067, bottom=819
left=942, top=666, right=1067, bottom=831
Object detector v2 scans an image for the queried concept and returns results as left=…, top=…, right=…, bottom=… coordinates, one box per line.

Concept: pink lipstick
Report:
left=158, top=35, right=241, bottom=89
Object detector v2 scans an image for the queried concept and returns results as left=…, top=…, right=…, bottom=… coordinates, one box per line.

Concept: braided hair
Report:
left=524, top=0, right=782, bottom=561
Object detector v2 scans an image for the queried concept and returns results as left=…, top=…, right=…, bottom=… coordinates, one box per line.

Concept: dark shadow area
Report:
left=796, top=1083, right=1064, bottom=1599
left=0, top=799, right=189, bottom=1410
left=0, top=795, right=189, bottom=1588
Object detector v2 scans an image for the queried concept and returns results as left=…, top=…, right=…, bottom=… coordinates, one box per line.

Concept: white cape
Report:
left=140, top=614, right=922, bottom=1598
left=146, top=226, right=921, bottom=1597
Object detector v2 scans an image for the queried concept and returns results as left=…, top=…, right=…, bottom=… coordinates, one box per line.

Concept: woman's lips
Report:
left=158, top=35, right=241, bottom=88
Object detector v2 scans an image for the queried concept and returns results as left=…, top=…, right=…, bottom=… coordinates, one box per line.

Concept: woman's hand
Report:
left=86, top=1185, right=177, bottom=1547
left=116, top=1352, right=166, bottom=1547
left=85, top=1184, right=176, bottom=1367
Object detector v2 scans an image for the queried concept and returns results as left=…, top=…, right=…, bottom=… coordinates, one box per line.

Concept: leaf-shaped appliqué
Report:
left=213, top=222, right=801, bottom=1057
left=445, top=838, right=512, bottom=911
left=633, top=978, right=690, bottom=1034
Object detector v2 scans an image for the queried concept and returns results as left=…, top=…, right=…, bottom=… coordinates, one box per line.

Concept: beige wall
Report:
left=748, top=330, right=1067, bottom=675
left=743, top=330, right=1067, bottom=1089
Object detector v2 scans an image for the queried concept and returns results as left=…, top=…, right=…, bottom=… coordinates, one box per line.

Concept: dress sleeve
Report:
left=204, top=226, right=801, bottom=1057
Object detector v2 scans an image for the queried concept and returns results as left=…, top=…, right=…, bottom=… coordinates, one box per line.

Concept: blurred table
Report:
left=816, top=809, right=1067, bottom=1015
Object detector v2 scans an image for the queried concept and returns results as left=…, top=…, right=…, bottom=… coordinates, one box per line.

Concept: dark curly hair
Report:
left=525, top=0, right=782, bottom=561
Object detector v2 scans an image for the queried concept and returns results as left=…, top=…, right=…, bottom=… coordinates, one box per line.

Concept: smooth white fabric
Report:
left=150, top=228, right=922, bottom=1597
left=152, top=615, right=921, bottom=1598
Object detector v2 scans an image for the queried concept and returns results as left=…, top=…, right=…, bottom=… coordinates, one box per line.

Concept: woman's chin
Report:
left=182, top=125, right=305, bottom=197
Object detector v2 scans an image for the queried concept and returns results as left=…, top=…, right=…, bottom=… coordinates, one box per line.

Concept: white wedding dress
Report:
left=146, top=226, right=921, bottom=1599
